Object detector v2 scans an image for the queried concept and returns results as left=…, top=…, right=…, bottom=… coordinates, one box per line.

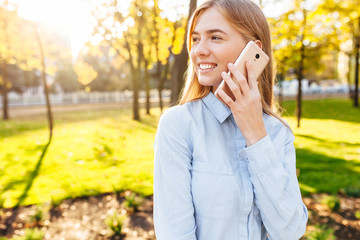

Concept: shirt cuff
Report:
left=237, top=135, right=279, bottom=176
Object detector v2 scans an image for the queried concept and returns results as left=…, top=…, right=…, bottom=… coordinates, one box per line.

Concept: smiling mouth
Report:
left=199, top=63, right=217, bottom=70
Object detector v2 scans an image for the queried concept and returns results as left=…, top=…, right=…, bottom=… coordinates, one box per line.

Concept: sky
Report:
left=13, top=0, right=96, bottom=57
left=10, top=0, right=297, bottom=58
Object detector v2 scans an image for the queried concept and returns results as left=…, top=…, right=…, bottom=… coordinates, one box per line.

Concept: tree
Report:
left=91, top=0, right=186, bottom=119
left=149, top=0, right=186, bottom=112
left=319, top=0, right=360, bottom=107
left=355, top=19, right=360, bottom=107
left=32, top=23, right=54, bottom=140
left=170, top=0, right=197, bottom=105
left=0, top=3, right=23, bottom=120
left=91, top=0, right=148, bottom=120
left=270, top=0, right=337, bottom=127
left=55, top=60, right=79, bottom=92
left=74, top=59, right=98, bottom=86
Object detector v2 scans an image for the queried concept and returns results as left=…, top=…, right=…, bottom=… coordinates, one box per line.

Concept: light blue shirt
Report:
left=154, top=92, right=308, bottom=240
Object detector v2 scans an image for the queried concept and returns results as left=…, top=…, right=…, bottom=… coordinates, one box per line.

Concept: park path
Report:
left=7, top=92, right=348, bottom=118
left=7, top=100, right=169, bottom=118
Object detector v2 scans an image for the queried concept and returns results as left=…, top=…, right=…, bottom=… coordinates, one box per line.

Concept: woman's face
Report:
left=190, top=7, right=247, bottom=90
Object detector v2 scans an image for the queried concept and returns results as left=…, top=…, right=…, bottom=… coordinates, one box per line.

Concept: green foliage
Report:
left=320, top=195, right=341, bottom=212
left=29, top=206, right=43, bottom=224
left=305, top=224, right=335, bottom=240
left=93, top=136, right=115, bottom=159
left=105, top=212, right=126, bottom=237
left=0, top=197, right=5, bottom=208
left=355, top=211, right=360, bottom=220
left=343, top=185, right=360, bottom=197
left=123, top=192, right=143, bottom=213
left=14, top=228, right=44, bottom=240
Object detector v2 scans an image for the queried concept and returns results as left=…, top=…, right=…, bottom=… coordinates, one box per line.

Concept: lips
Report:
left=199, top=63, right=217, bottom=70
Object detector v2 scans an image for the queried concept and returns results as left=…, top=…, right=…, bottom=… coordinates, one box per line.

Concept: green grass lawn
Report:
left=0, top=98, right=359, bottom=208
left=281, top=98, right=360, bottom=196
left=0, top=108, right=161, bottom=208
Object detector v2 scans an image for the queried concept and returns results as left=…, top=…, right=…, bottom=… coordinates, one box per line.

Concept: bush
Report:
left=355, top=210, right=360, bottom=220
left=320, top=195, right=341, bottom=212
left=305, top=224, right=335, bottom=240
left=26, top=204, right=50, bottom=227
left=122, top=192, right=143, bottom=214
left=105, top=212, right=126, bottom=237
left=14, top=228, right=44, bottom=240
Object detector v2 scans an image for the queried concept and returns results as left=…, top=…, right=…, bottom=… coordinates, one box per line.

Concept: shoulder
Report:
left=159, top=104, right=187, bottom=126
left=157, top=102, right=195, bottom=134
left=264, top=114, right=294, bottom=145
left=158, top=100, right=202, bottom=128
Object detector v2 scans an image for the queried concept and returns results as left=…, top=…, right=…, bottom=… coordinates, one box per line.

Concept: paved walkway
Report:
left=6, top=93, right=348, bottom=118
left=7, top=101, right=170, bottom=118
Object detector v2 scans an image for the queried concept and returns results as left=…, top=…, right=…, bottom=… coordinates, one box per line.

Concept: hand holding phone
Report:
left=215, top=40, right=269, bottom=102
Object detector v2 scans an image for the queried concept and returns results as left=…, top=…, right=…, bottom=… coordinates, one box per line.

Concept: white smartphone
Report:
left=215, top=40, right=269, bottom=101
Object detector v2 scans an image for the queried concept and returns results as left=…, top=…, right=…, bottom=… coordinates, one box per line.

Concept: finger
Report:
left=216, top=88, right=235, bottom=108
left=228, top=63, right=250, bottom=95
left=221, top=71, right=242, bottom=100
left=246, top=61, right=258, bottom=90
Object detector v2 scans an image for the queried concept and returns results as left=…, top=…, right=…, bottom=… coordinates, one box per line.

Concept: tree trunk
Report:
left=133, top=60, right=140, bottom=121
left=296, top=8, right=307, bottom=128
left=156, top=61, right=163, bottom=112
left=123, top=31, right=140, bottom=120
left=1, top=18, right=10, bottom=120
left=354, top=46, right=359, bottom=107
left=170, top=0, right=197, bottom=105
left=144, top=58, right=151, bottom=115
left=347, top=53, right=353, bottom=99
left=278, top=77, right=284, bottom=107
left=152, top=0, right=164, bottom=112
left=1, top=62, right=9, bottom=120
left=133, top=41, right=144, bottom=121
left=354, top=18, right=360, bottom=107
left=160, top=53, right=172, bottom=108
left=33, top=24, right=53, bottom=140
left=296, top=60, right=303, bottom=128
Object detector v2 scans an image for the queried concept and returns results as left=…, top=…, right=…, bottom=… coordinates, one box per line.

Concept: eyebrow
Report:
left=192, top=29, right=228, bottom=36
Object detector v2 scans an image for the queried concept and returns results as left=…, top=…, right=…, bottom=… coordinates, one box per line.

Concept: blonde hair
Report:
left=179, top=0, right=284, bottom=123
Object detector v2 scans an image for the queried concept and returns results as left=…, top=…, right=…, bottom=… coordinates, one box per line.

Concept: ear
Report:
left=254, top=40, right=263, bottom=49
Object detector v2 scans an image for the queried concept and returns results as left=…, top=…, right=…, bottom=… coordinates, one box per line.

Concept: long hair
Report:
left=179, top=0, right=284, bottom=123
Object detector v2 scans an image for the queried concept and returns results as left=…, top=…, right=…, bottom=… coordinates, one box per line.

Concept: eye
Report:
left=211, top=36, right=222, bottom=41
left=192, top=36, right=200, bottom=43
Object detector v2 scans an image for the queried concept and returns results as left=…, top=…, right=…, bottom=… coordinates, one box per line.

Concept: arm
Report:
left=216, top=61, right=307, bottom=239
left=239, top=130, right=308, bottom=240
left=153, top=109, right=197, bottom=240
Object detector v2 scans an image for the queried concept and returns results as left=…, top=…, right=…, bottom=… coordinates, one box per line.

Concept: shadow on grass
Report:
left=0, top=120, right=47, bottom=138
left=296, top=147, right=360, bottom=196
left=15, top=138, right=51, bottom=207
left=1, top=138, right=51, bottom=236
left=296, top=134, right=360, bottom=147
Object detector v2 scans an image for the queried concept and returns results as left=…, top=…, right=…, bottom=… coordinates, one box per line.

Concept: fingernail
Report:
left=228, top=63, right=233, bottom=68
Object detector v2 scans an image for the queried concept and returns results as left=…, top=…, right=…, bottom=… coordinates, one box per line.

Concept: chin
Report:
left=197, top=77, right=221, bottom=87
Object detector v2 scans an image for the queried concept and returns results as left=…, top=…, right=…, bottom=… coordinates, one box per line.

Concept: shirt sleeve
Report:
left=238, top=128, right=308, bottom=240
left=153, top=108, right=197, bottom=240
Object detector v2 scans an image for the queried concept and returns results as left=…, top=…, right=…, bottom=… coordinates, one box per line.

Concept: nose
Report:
left=194, top=40, right=210, bottom=57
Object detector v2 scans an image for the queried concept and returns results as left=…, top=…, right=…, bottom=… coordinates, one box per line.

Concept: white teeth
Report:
left=199, top=64, right=216, bottom=70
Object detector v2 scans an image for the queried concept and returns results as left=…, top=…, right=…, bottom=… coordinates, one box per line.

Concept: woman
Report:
left=154, top=0, right=308, bottom=239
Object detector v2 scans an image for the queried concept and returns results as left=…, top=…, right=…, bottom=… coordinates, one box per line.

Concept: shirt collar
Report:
left=201, top=91, right=232, bottom=124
